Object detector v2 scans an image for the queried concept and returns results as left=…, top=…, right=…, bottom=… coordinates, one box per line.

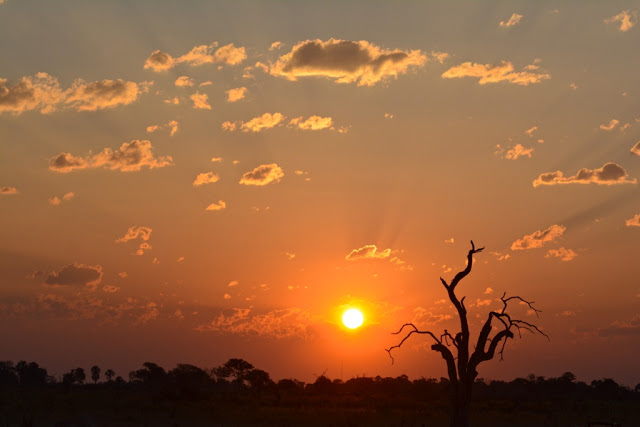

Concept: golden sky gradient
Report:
left=1, top=1, right=639, bottom=386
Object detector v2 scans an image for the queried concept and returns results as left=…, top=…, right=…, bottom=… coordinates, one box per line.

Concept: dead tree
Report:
left=386, top=241, right=549, bottom=427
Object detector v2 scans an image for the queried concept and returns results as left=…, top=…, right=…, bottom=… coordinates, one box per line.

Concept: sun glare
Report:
left=342, top=308, right=364, bottom=329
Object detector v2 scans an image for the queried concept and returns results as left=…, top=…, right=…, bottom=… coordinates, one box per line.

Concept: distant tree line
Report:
left=1, top=358, right=638, bottom=402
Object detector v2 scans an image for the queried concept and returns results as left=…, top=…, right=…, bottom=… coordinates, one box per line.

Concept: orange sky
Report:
left=1, top=1, right=639, bottom=386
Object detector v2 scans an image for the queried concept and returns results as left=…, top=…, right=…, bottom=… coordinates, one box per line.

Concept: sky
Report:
left=1, top=1, right=639, bottom=386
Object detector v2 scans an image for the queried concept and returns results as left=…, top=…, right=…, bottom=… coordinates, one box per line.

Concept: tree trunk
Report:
left=450, top=377, right=472, bottom=427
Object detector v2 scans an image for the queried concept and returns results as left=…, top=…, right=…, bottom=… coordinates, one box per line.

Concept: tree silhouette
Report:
left=386, top=241, right=549, bottom=427
left=214, top=358, right=254, bottom=384
left=63, top=367, right=86, bottom=385
left=90, top=365, right=100, bottom=384
left=105, top=369, right=115, bottom=382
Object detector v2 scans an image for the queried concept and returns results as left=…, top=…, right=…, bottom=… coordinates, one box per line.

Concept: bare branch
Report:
left=386, top=323, right=441, bottom=365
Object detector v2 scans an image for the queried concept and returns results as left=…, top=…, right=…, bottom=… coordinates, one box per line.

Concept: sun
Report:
left=342, top=308, right=364, bottom=329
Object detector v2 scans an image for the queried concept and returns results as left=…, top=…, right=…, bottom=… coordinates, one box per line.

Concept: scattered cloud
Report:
left=0, top=186, right=18, bottom=195
left=239, top=163, right=284, bottom=186
left=144, top=43, right=247, bottom=71
left=48, top=192, right=75, bottom=206
left=346, top=244, right=391, bottom=261
left=569, top=83, right=578, bottom=90
left=241, top=112, right=284, bottom=132
left=384, top=113, right=394, bottom=119
left=496, top=143, right=534, bottom=160
left=598, top=315, right=640, bottom=337
left=525, top=126, right=538, bottom=137
left=0, top=73, right=148, bottom=115
left=190, top=91, right=211, bottom=109
left=136, top=242, right=152, bottom=256
left=174, top=76, right=195, bottom=87
left=444, top=237, right=454, bottom=244
left=545, top=247, right=578, bottom=261
left=484, top=287, right=494, bottom=295
left=604, top=10, right=637, bottom=32
left=176, top=256, right=185, bottom=263
left=118, top=272, right=128, bottom=279
left=442, top=60, right=550, bottom=86
left=228, top=280, right=239, bottom=287
left=193, top=172, right=220, bottom=186
left=226, top=87, right=247, bottom=102
left=44, top=263, right=103, bottom=289
left=49, top=140, right=173, bottom=173
left=102, top=285, right=119, bottom=294
left=205, top=200, right=226, bottom=211
left=630, top=141, right=640, bottom=156
left=147, top=120, right=178, bottom=136
left=625, top=214, right=640, bottom=227
left=270, top=38, right=426, bottom=86
left=116, top=226, right=152, bottom=243
left=195, top=307, right=313, bottom=339
left=500, top=13, right=523, bottom=28
left=269, top=41, right=284, bottom=51
left=289, top=115, right=334, bottom=130
left=211, top=157, right=223, bottom=163
left=430, top=51, right=449, bottom=63
left=412, top=307, right=453, bottom=327
left=511, top=224, right=566, bottom=251
left=600, top=119, right=620, bottom=131
left=532, top=162, right=636, bottom=187
left=223, top=293, right=231, bottom=300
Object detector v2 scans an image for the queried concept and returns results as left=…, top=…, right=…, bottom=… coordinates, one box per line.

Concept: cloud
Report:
left=604, top=10, right=637, bottom=32
left=48, top=192, right=74, bottom=206
left=49, top=140, right=173, bottom=173
left=64, top=79, right=148, bottom=112
left=193, top=172, right=220, bottom=186
left=412, top=307, right=452, bottom=327
left=174, top=76, right=195, bottom=87
left=545, top=247, right=578, bottom=261
left=630, top=141, right=640, bottom=156
left=430, top=51, right=449, bottom=63
left=0, top=73, right=148, bottom=115
left=226, top=87, right=247, bottom=102
left=442, top=60, right=550, bottom=86
left=525, top=126, right=538, bottom=136
left=289, top=115, right=334, bottom=130
left=241, top=112, right=285, bottom=132
left=269, top=41, right=284, bottom=51
left=345, top=244, right=391, bottom=261
left=0, top=186, right=18, bottom=195
left=44, top=263, right=103, bottom=289
left=136, top=242, right=152, bottom=256
left=496, top=143, right=534, bottom=159
left=270, top=38, right=426, bottom=86
left=144, top=43, right=247, bottom=71
left=239, top=163, right=284, bottom=186
left=227, top=280, right=239, bottom=287
left=625, top=214, right=640, bottom=227
left=102, top=285, right=120, bottom=294
left=147, top=120, right=179, bottom=136
left=532, top=162, right=637, bottom=187
left=116, top=226, right=152, bottom=243
left=598, top=315, right=640, bottom=337
left=600, top=119, right=620, bottom=130
left=205, top=200, right=226, bottom=211
left=499, top=13, right=523, bottom=28
left=195, top=307, right=312, bottom=339
left=511, top=224, right=566, bottom=251
left=190, top=92, right=211, bottom=109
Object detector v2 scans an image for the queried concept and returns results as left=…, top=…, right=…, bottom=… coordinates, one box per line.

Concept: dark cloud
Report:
left=44, top=263, right=103, bottom=289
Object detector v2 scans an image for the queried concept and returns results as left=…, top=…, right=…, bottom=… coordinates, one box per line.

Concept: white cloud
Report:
left=190, top=92, right=211, bottom=109
left=226, top=87, right=247, bottom=102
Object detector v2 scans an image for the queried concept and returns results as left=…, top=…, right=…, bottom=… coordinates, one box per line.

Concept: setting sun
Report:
left=342, top=308, right=364, bottom=329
